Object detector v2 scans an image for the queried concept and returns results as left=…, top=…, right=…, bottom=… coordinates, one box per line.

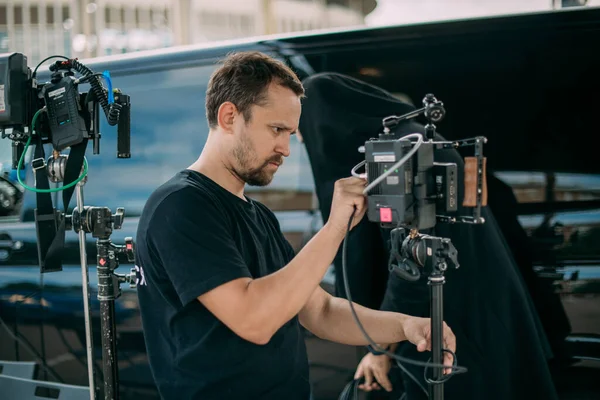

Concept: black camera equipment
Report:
left=0, top=52, right=135, bottom=400
left=345, top=94, right=488, bottom=400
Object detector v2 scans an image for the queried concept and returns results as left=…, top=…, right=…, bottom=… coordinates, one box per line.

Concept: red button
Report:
left=379, top=207, right=392, bottom=223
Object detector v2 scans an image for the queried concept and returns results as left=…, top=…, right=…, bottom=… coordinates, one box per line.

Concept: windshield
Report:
left=366, top=0, right=599, bottom=26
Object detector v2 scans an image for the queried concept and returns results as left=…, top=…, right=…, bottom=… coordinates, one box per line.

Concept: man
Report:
left=134, top=52, right=456, bottom=400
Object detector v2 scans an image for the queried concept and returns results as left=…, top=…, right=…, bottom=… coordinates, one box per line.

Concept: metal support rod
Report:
left=429, top=275, right=445, bottom=400
left=97, top=240, right=120, bottom=400
left=99, top=300, right=118, bottom=400
left=77, top=181, right=96, bottom=400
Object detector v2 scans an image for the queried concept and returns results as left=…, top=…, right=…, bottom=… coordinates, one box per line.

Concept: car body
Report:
left=1, top=6, right=599, bottom=399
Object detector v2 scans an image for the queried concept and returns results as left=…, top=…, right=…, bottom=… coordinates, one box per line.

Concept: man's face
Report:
left=230, top=83, right=301, bottom=186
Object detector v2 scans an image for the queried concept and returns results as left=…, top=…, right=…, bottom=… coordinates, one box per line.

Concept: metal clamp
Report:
left=31, top=157, right=47, bottom=171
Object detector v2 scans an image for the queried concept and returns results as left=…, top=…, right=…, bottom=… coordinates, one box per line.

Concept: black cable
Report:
left=78, top=73, right=107, bottom=85
left=71, top=60, right=120, bottom=126
left=39, top=272, right=47, bottom=382
left=5, top=287, right=63, bottom=383
left=0, top=314, right=64, bottom=383
left=341, top=210, right=467, bottom=398
left=342, top=215, right=427, bottom=397
left=338, top=377, right=361, bottom=400
left=55, top=326, right=103, bottom=380
left=395, top=358, right=428, bottom=396
left=32, top=55, right=70, bottom=78
left=424, top=349, right=459, bottom=385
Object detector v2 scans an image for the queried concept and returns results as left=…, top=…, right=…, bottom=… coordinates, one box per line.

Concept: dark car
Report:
left=1, top=6, right=599, bottom=399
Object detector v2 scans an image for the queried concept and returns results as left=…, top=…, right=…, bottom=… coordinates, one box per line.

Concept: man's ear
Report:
left=217, top=101, right=238, bottom=133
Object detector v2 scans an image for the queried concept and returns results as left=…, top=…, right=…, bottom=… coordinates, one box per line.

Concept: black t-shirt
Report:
left=134, top=170, right=310, bottom=400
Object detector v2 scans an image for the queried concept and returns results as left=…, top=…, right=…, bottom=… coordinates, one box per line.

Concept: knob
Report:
left=113, top=207, right=125, bottom=229
left=129, top=268, right=137, bottom=288
left=124, top=237, right=135, bottom=262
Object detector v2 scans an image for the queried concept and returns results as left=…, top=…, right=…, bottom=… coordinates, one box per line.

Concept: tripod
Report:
left=49, top=157, right=136, bottom=400
left=389, top=228, right=459, bottom=400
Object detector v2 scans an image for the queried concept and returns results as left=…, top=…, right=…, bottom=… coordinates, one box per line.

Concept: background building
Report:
left=0, top=0, right=376, bottom=65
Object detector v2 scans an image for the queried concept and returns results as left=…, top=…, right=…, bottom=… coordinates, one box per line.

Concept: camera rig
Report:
left=346, top=94, right=488, bottom=399
left=1, top=52, right=135, bottom=400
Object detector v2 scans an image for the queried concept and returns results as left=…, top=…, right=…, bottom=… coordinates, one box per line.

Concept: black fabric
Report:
left=135, top=170, right=310, bottom=400
left=33, top=131, right=88, bottom=273
left=298, top=73, right=419, bottom=309
left=485, top=175, right=571, bottom=361
left=298, top=72, right=561, bottom=400
left=33, top=132, right=57, bottom=272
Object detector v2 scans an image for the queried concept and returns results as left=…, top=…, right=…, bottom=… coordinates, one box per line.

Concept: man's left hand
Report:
left=402, top=316, right=456, bottom=374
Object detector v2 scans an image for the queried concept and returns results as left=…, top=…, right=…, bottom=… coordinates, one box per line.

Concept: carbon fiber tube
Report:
left=429, top=276, right=445, bottom=400
left=97, top=240, right=120, bottom=400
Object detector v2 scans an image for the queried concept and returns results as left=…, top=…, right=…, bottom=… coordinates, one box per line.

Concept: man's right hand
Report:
left=327, top=177, right=367, bottom=235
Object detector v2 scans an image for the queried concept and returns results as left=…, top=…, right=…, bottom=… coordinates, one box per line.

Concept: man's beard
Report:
left=231, top=135, right=283, bottom=187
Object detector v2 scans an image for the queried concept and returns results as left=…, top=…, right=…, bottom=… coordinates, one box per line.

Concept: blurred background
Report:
left=0, top=0, right=598, bottom=66
left=1, top=1, right=600, bottom=400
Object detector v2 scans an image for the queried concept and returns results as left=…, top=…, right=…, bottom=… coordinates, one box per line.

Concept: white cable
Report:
left=361, top=133, right=424, bottom=195
left=351, top=160, right=366, bottom=178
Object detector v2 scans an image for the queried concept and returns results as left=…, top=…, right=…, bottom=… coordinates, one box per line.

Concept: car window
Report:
left=491, top=170, right=600, bottom=338
left=14, top=60, right=315, bottom=220
left=494, top=171, right=600, bottom=263
left=74, top=65, right=214, bottom=216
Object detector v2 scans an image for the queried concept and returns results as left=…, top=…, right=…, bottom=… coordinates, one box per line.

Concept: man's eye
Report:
left=272, top=126, right=282, bottom=134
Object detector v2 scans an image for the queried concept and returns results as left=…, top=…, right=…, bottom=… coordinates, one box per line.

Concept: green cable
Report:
left=17, top=109, right=89, bottom=193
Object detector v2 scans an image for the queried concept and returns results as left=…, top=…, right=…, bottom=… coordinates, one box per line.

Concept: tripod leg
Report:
left=429, top=276, right=445, bottom=400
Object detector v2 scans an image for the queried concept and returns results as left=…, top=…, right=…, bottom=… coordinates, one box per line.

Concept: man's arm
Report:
left=199, top=223, right=345, bottom=344
left=198, top=177, right=367, bottom=345
left=299, top=287, right=456, bottom=371
left=298, top=287, right=409, bottom=346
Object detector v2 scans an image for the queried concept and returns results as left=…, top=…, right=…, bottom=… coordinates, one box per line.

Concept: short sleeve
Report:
left=284, top=239, right=296, bottom=263
left=148, top=189, right=252, bottom=306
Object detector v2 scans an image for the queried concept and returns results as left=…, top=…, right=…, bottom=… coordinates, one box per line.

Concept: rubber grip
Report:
left=117, top=99, right=130, bottom=158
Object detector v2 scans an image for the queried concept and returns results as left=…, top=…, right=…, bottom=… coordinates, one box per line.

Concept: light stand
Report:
left=69, top=205, right=136, bottom=400
left=0, top=53, right=135, bottom=400
left=46, top=156, right=97, bottom=400
left=47, top=155, right=136, bottom=400
left=428, top=252, right=447, bottom=400
left=389, top=229, right=459, bottom=400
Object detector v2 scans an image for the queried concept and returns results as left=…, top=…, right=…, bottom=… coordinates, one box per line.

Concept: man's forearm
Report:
left=245, top=223, right=345, bottom=340
left=310, top=296, right=409, bottom=346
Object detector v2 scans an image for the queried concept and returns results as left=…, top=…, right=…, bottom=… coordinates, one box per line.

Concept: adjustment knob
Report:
left=113, top=207, right=125, bottom=229
left=124, top=237, right=135, bottom=262
left=129, top=268, right=137, bottom=288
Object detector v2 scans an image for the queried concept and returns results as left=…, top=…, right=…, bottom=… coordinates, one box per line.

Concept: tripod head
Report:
left=68, top=205, right=125, bottom=240
left=388, top=228, right=459, bottom=282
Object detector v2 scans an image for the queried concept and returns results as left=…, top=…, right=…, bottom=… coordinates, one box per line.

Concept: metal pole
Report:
left=77, top=180, right=96, bottom=400
left=97, top=239, right=119, bottom=400
left=99, top=299, right=118, bottom=400
left=429, top=275, right=445, bottom=400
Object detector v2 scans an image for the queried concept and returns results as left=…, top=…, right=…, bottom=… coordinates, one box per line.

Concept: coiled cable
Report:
left=71, top=59, right=120, bottom=126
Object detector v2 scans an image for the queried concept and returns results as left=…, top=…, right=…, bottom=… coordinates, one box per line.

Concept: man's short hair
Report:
left=205, top=51, right=305, bottom=129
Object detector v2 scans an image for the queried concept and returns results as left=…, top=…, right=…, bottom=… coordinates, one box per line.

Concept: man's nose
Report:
left=276, top=135, right=291, bottom=158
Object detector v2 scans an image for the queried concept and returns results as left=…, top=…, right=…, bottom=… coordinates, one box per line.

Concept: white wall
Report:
left=366, top=0, right=600, bottom=26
